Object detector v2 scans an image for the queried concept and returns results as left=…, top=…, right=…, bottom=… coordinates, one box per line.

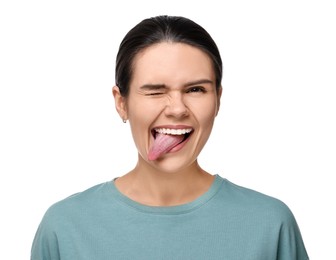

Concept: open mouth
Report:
left=151, top=127, right=193, bottom=142
left=148, top=127, right=194, bottom=160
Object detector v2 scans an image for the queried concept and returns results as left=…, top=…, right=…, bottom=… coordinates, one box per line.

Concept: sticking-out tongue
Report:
left=148, top=132, right=185, bottom=161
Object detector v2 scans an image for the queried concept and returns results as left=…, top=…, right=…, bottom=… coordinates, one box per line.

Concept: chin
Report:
left=149, top=154, right=197, bottom=174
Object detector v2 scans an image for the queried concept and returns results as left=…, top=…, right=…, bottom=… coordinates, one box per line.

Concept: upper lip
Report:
left=152, top=125, right=194, bottom=130
left=151, top=125, right=194, bottom=138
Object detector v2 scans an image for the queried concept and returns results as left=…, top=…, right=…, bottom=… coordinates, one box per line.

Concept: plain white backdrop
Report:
left=0, top=0, right=335, bottom=259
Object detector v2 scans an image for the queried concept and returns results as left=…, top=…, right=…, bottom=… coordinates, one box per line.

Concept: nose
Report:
left=164, top=92, right=189, bottom=119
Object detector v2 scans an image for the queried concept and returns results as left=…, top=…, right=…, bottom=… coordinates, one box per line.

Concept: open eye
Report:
left=186, top=86, right=206, bottom=93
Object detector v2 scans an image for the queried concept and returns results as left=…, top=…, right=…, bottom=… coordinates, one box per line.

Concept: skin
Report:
left=112, top=42, right=222, bottom=206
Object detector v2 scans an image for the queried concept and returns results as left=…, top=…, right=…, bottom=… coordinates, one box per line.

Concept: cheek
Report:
left=127, top=99, right=164, bottom=149
left=128, top=99, right=162, bottom=124
left=189, top=99, right=218, bottom=126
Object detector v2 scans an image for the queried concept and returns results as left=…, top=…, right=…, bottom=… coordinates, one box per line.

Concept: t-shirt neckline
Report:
left=108, top=174, right=224, bottom=215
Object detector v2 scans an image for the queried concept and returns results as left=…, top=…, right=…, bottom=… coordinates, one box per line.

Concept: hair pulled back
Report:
left=115, top=15, right=222, bottom=97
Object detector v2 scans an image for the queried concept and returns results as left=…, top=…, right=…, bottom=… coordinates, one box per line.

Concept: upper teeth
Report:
left=155, top=128, right=193, bottom=135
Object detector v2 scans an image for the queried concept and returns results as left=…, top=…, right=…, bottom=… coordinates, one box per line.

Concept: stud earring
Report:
left=122, top=119, right=127, bottom=123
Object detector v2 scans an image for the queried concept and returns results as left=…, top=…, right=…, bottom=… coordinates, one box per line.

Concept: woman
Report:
left=31, top=15, right=309, bottom=259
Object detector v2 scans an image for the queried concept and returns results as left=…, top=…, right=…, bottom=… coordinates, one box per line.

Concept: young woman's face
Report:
left=115, top=42, right=221, bottom=173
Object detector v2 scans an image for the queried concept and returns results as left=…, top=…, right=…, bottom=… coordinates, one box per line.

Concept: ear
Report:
left=215, top=86, right=223, bottom=116
left=112, top=86, right=128, bottom=120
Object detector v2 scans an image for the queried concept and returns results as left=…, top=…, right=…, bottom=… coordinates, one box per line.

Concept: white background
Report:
left=1, top=0, right=335, bottom=259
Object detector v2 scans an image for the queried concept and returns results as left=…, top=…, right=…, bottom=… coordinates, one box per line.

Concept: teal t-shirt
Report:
left=31, top=175, right=309, bottom=259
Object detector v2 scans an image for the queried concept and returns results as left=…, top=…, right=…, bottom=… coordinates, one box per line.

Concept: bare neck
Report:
left=114, top=160, right=215, bottom=207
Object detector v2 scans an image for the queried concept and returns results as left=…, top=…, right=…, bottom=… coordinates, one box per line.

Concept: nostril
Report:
left=165, top=101, right=189, bottom=117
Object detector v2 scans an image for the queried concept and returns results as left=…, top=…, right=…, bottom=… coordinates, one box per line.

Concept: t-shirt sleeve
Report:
left=31, top=209, right=61, bottom=260
left=276, top=205, right=309, bottom=260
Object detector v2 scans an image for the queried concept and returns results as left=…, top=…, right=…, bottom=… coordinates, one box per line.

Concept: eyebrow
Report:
left=140, top=84, right=166, bottom=90
left=184, top=79, right=213, bottom=87
left=139, top=79, right=213, bottom=90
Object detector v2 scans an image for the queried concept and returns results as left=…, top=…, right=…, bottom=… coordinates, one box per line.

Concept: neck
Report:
left=115, top=159, right=214, bottom=207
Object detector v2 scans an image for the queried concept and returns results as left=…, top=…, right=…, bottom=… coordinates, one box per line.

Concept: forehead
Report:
left=131, top=42, right=215, bottom=87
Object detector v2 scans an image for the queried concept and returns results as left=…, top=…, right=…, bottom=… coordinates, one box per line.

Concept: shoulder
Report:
left=51, top=182, right=107, bottom=207
left=31, top=182, right=113, bottom=259
left=214, top=177, right=309, bottom=259
left=218, top=177, right=297, bottom=224
left=40, top=182, right=112, bottom=229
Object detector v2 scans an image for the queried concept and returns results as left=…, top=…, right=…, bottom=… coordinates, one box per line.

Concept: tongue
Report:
left=148, top=133, right=185, bottom=161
